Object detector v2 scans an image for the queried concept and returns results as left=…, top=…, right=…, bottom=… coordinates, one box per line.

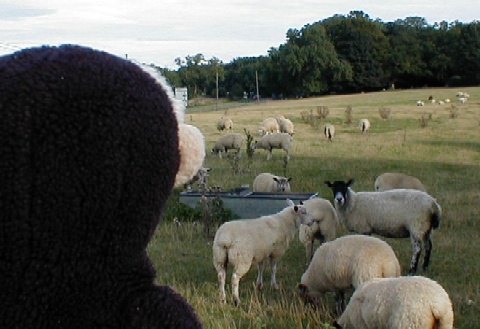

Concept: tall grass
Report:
left=149, top=87, right=480, bottom=328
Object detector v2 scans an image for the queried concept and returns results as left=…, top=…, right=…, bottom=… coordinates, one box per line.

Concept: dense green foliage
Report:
left=157, top=11, right=479, bottom=98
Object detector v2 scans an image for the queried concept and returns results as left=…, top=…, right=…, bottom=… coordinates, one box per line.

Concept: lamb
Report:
left=211, top=133, right=244, bottom=159
left=298, top=197, right=338, bottom=264
left=298, top=235, right=401, bottom=315
left=278, top=117, right=294, bottom=135
left=252, top=133, right=293, bottom=160
left=358, top=119, right=370, bottom=133
left=335, top=276, right=454, bottom=329
left=252, top=172, right=291, bottom=192
left=258, top=117, right=280, bottom=136
left=212, top=199, right=313, bottom=305
left=216, top=117, right=233, bottom=132
left=324, top=124, right=335, bottom=141
left=324, top=179, right=442, bottom=275
left=374, top=172, right=426, bottom=192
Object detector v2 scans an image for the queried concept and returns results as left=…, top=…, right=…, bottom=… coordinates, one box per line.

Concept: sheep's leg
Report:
left=269, top=258, right=279, bottom=289
left=232, top=273, right=241, bottom=306
left=408, top=239, right=422, bottom=275
left=422, top=233, right=433, bottom=271
left=306, top=241, right=313, bottom=265
left=335, top=291, right=345, bottom=315
left=256, top=260, right=265, bottom=290
left=267, top=149, right=272, bottom=160
left=218, top=269, right=227, bottom=304
left=232, top=262, right=251, bottom=306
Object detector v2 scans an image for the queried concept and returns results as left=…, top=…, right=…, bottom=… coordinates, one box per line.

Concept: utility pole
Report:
left=216, top=71, right=219, bottom=111
left=255, top=70, right=260, bottom=102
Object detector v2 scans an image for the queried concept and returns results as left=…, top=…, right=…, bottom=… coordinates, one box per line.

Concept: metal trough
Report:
left=179, top=187, right=318, bottom=219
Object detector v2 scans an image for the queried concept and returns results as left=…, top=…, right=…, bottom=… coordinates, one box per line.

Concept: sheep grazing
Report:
left=374, top=172, right=426, bottom=192
left=298, top=197, right=338, bottom=264
left=253, top=133, right=293, bottom=160
left=416, top=100, right=425, bottom=106
left=258, top=117, right=280, bottom=136
left=253, top=172, right=292, bottom=192
left=358, top=119, right=370, bottom=133
left=324, top=124, right=335, bottom=141
left=216, top=117, right=233, bottom=132
left=335, top=276, right=454, bottom=329
left=278, top=117, right=294, bottom=135
left=213, top=199, right=313, bottom=305
left=298, top=235, right=401, bottom=315
left=324, top=179, right=442, bottom=275
left=211, top=133, right=244, bottom=159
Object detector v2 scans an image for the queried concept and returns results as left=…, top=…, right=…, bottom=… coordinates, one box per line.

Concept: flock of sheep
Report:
left=416, top=91, right=471, bottom=106
left=211, top=172, right=454, bottom=328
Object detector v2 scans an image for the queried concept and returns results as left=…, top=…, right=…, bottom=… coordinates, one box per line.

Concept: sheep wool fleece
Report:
left=0, top=45, right=202, bottom=328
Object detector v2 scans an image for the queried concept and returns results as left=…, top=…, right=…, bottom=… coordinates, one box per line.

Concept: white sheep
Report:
left=216, top=117, right=233, bottom=132
left=278, top=117, right=294, bottom=135
left=298, top=197, right=338, bottom=264
left=252, top=133, right=293, bottom=160
left=416, top=100, right=425, bottom=106
left=444, top=98, right=451, bottom=103
left=212, top=199, right=313, bottom=305
left=324, top=179, right=442, bottom=275
left=252, top=172, right=291, bottom=192
left=358, top=119, right=370, bottom=133
left=335, top=276, right=454, bottom=329
left=374, top=172, right=426, bottom=192
left=298, top=235, right=401, bottom=315
left=258, top=117, right=280, bottom=136
left=324, top=124, right=335, bottom=141
left=211, top=133, right=244, bottom=159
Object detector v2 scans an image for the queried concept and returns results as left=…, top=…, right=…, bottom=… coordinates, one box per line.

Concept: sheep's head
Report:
left=273, top=176, right=292, bottom=192
left=324, top=179, right=355, bottom=206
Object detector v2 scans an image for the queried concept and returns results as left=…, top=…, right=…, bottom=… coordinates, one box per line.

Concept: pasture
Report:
left=149, top=87, right=479, bottom=328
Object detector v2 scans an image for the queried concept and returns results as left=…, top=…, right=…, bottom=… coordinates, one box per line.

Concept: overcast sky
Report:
left=1, top=0, right=478, bottom=68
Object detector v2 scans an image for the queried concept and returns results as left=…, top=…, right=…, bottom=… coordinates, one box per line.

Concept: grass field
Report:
left=149, top=87, right=479, bottom=328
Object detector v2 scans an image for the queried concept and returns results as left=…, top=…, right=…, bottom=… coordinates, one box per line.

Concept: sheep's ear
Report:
left=347, top=179, right=355, bottom=187
left=286, top=198, right=294, bottom=207
left=299, top=200, right=304, bottom=205
left=324, top=181, right=333, bottom=187
left=287, top=177, right=292, bottom=182
left=273, top=177, right=279, bottom=182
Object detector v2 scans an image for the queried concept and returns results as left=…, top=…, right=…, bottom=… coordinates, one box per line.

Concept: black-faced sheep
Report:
left=358, top=119, right=370, bottom=133
left=252, top=172, right=292, bottom=192
left=324, top=179, right=441, bottom=275
left=216, top=117, right=233, bottom=132
left=335, top=276, right=454, bottom=329
left=298, top=235, right=401, bottom=315
left=374, top=172, right=426, bottom=192
left=211, top=133, right=244, bottom=158
left=298, top=197, right=338, bottom=264
left=212, top=199, right=312, bottom=305
left=253, top=133, right=293, bottom=160
left=0, top=45, right=202, bottom=328
left=324, top=124, right=335, bottom=141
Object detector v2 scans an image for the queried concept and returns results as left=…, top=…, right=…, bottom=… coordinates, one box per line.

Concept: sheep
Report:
left=216, top=117, right=233, bottom=132
left=324, top=179, right=442, bottom=275
left=335, top=276, right=454, bottom=329
left=298, top=235, right=401, bottom=315
left=444, top=98, right=451, bottom=103
left=324, top=124, right=335, bottom=141
left=278, top=117, right=294, bottom=135
left=211, top=133, right=244, bottom=159
left=252, top=133, right=293, bottom=160
left=252, top=172, right=291, bottom=192
left=297, top=197, right=338, bottom=264
left=183, top=167, right=211, bottom=190
left=416, top=100, right=425, bottom=106
left=258, top=117, right=280, bottom=136
left=212, top=199, right=313, bottom=305
left=374, top=172, right=426, bottom=192
left=358, top=119, right=370, bottom=133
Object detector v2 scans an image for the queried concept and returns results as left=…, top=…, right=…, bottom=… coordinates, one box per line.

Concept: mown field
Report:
left=149, top=87, right=479, bottom=328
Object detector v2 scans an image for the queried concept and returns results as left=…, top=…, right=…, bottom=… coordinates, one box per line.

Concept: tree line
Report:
left=156, top=11, right=480, bottom=99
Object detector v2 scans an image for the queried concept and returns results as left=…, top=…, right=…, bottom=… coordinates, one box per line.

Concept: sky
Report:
left=1, top=0, right=479, bottom=69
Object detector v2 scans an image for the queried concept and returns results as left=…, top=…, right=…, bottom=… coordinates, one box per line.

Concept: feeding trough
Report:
left=179, top=187, right=318, bottom=219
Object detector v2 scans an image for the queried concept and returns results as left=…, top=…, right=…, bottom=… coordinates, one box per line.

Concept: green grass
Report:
left=149, top=87, right=480, bottom=328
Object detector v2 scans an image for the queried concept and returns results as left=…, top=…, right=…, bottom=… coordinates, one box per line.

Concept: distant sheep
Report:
left=211, top=133, right=244, bottom=159
left=358, top=119, right=370, bottom=133
left=416, top=100, right=425, bottom=106
left=253, top=133, right=293, bottom=160
left=184, top=167, right=211, bottom=190
left=213, top=199, right=313, bottom=305
left=258, top=117, right=280, bottom=136
left=335, top=276, right=454, bottom=329
left=324, top=124, right=335, bottom=141
left=298, top=235, right=401, bottom=315
left=278, top=117, right=294, bottom=135
left=298, top=197, right=338, bottom=264
left=374, top=172, right=426, bottom=192
left=324, top=179, right=442, bottom=275
left=216, top=117, right=233, bottom=132
left=253, top=172, right=291, bottom=192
